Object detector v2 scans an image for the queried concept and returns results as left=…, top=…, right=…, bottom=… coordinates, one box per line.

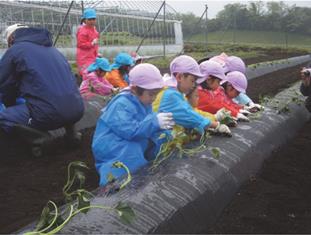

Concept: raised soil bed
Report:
left=0, top=53, right=310, bottom=234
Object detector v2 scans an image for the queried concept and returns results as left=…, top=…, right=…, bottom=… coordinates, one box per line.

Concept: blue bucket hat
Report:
left=87, top=57, right=111, bottom=72
left=111, top=52, right=135, bottom=69
left=82, top=8, right=96, bottom=19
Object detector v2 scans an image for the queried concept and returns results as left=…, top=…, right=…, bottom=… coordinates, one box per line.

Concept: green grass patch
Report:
left=186, top=30, right=311, bottom=50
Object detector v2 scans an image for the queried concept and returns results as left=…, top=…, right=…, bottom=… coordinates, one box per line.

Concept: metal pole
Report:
left=285, top=31, right=288, bottom=58
left=178, top=6, right=207, bottom=55
left=163, top=0, right=166, bottom=58
left=233, top=10, right=236, bottom=44
left=136, top=1, right=165, bottom=53
left=53, top=0, right=74, bottom=46
left=81, top=1, right=84, bottom=16
left=205, top=4, right=208, bottom=55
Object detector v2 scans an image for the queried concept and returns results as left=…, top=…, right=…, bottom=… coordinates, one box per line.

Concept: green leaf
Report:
left=70, top=161, right=89, bottom=170
left=77, top=194, right=91, bottom=213
left=115, top=202, right=135, bottom=225
left=55, top=215, right=65, bottom=227
left=74, top=169, right=86, bottom=188
left=107, top=173, right=116, bottom=183
left=211, top=147, right=221, bottom=159
left=35, top=205, right=51, bottom=231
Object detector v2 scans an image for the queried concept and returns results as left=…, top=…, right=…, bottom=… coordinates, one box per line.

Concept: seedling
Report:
left=151, top=129, right=220, bottom=170
left=25, top=161, right=135, bottom=235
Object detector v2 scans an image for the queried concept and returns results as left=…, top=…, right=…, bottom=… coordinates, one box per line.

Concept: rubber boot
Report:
left=64, top=124, right=82, bottom=147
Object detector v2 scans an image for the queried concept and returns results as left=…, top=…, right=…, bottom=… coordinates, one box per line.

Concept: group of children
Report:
left=88, top=52, right=263, bottom=187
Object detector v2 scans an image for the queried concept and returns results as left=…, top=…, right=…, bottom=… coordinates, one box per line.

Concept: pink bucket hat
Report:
left=170, top=55, right=203, bottom=83
left=221, top=71, right=248, bottom=93
left=197, top=60, right=226, bottom=84
left=224, top=56, right=246, bottom=74
left=129, top=63, right=164, bottom=89
left=209, top=52, right=228, bottom=67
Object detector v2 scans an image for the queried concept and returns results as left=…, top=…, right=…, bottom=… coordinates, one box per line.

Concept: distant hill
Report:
left=186, top=30, right=311, bottom=49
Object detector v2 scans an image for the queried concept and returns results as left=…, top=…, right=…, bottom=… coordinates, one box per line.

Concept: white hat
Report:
left=4, top=23, right=28, bottom=41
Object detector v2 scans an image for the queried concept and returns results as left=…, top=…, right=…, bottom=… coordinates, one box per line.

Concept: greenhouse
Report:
left=0, top=0, right=183, bottom=59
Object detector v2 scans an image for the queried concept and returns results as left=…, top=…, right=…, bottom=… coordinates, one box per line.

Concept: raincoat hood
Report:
left=13, top=27, right=53, bottom=47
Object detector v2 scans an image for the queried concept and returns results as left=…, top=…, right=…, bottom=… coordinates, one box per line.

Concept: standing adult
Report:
left=76, top=8, right=99, bottom=77
left=0, top=24, right=84, bottom=140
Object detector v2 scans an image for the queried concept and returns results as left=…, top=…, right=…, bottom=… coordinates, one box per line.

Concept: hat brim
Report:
left=220, top=80, right=246, bottom=93
left=196, top=76, right=207, bottom=84
left=99, top=65, right=112, bottom=72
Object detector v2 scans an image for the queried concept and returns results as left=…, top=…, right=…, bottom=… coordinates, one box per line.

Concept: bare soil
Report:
left=0, top=51, right=310, bottom=234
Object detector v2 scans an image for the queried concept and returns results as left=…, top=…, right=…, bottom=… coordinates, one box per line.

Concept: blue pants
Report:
left=97, top=142, right=148, bottom=186
left=0, top=103, right=31, bottom=133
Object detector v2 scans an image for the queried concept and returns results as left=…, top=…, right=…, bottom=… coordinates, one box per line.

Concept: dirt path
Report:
left=205, top=119, right=311, bottom=234
left=204, top=61, right=311, bottom=234
left=0, top=55, right=309, bottom=233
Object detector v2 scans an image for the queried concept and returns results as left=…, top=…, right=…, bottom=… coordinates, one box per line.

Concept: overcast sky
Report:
left=166, top=1, right=311, bottom=18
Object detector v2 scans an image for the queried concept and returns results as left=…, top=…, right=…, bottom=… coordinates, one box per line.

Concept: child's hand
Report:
left=92, top=38, right=98, bottom=46
left=214, top=123, right=232, bottom=137
left=157, top=113, right=175, bottom=130
left=215, top=108, right=231, bottom=121
left=237, top=113, right=249, bottom=122
left=245, top=102, right=264, bottom=113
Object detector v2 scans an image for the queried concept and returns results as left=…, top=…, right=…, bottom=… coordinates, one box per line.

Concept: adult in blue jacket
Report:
left=0, top=24, right=84, bottom=136
left=92, top=63, right=174, bottom=186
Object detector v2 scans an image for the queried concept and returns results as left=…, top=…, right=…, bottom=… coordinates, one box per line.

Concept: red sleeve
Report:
left=77, top=28, right=93, bottom=49
left=197, top=88, right=241, bottom=117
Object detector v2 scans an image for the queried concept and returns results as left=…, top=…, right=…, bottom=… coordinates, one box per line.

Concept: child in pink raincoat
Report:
left=76, top=8, right=99, bottom=77
left=80, top=58, right=114, bottom=100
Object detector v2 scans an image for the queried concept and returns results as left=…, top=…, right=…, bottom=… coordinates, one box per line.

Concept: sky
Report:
left=166, top=0, right=311, bottom=18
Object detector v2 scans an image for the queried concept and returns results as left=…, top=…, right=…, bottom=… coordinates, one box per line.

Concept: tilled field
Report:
left=0, top=55, right=310, bottom=233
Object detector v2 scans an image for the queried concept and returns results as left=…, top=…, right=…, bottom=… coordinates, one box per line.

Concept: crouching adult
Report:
left=0, top=24, right=84, bottom=141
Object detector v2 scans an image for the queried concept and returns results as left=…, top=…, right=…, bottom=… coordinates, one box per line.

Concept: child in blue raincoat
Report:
left=92, top=63, right=175, bottom=186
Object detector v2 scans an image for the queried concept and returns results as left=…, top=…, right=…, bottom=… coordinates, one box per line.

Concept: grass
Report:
left=69, top=30, right=311, bottom=71
left=186, top=30, right=311, bottom=50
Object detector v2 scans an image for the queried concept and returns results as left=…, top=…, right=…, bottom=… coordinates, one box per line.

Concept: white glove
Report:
left=245, top=102, right=263, bottom=112
left=239, top=109, right=251, bottom=116
left=215, top=122, right=232, bottom=136
left=92, top=38, right=98, bottom=46
left=237, top=113, right=250, bottom=122
left=157, top=112, right=175, bottom=130
left=215, top=108, right=231, bottom=121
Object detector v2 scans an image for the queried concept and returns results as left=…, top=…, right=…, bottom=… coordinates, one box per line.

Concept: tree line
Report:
left=174, top=1, right=311, bottom=37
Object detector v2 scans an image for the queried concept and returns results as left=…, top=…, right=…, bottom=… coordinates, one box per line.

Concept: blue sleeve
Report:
left=159, top=89, right=211, bottom=133
left=0, top=49, right=17, bottom=102
left=234, top=93, right=253, bottom=105
left=101, top=97, right=160, bottom=141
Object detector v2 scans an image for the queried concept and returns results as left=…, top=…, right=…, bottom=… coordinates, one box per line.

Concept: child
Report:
left=79, top=57, right=114, bottom=100
left=76, top=8, right=99, bottom=77
left=92, top=63, right=174, bottom=186
left=105, top=52, right=135, bottom=88
left=130, top=51, right=144, bottom=65
left=222, top=71, right=249, bottom=100
left=197, top=60, right=250, bottom=121
left=186, top=84, right=216, bottom=122
left=153, top=55, right=231, bottom=136
left=210, top=53, right=262, bottom=111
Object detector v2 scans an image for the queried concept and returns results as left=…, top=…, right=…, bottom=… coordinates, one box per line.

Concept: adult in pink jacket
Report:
left=76, top=8, right=99, bottom=77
